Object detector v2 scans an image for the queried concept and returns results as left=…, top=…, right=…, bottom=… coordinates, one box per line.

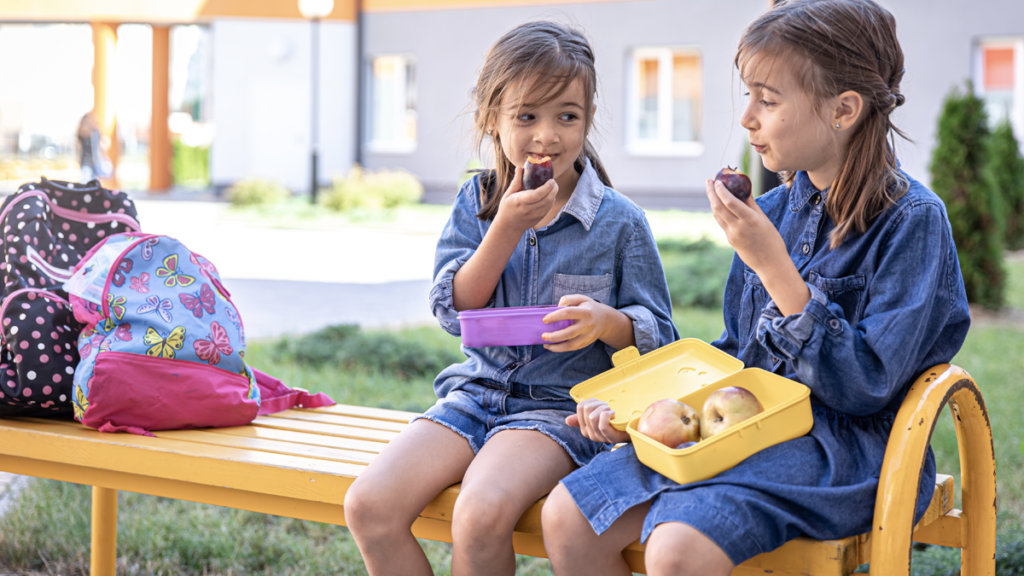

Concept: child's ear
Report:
left=833, top=90, right=865, bottom=132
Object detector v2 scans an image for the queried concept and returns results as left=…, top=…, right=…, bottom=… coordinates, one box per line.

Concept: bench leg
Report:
left=90, top=486, right=118, bottom=576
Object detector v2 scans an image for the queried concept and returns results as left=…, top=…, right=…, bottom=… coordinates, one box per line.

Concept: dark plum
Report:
left=714, top=166, right=752, bottom=202
left=523, top=156, right=554, bottom=190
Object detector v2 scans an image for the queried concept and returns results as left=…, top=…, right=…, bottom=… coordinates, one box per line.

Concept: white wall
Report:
left=210, top=19, right=356, bottom=193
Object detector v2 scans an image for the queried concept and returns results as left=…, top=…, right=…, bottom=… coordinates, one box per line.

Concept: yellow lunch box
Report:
left=570, top=339, right=813, bottom=484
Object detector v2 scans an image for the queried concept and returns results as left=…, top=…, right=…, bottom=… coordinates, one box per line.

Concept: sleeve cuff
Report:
left=429, top=257, right=466, bottom=335
left=616, top=304, right=659, bottom=355
left=756, top=283, right=829, bottom=360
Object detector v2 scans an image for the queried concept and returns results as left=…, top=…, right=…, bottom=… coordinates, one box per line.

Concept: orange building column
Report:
left=91, top=22, right=119, bottom=189
left=150, top=25, right=171, bottom=192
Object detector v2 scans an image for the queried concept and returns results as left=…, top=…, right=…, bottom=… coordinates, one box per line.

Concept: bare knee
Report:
left=541, top=484, right=591, bottom=551
left=645, top=523, right=733, bottom=576
left=451, top=485, right=521, bottom=546
left=344, top=475, right=412, bottom=539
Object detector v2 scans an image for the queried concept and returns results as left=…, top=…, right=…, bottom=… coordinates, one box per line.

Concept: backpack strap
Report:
left=252, top=368, right=335, bottom=415
left=0, top=288, right=70, bottom=345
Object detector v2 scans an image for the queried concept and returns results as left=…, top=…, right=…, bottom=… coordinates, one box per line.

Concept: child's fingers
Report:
left=556, top=294, right=591, bottom=307
left=503, top=166, right=524, bottom=197
left=542, top=324, right=584, bottom=347
left=597, top=408, right=629, bottom=444
left=565, top=413, right=581, bottom=428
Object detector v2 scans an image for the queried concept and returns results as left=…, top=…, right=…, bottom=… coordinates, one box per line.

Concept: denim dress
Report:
left=419, top=159, right=679, bottom=466
left=561, top=170, right=971, bottom=564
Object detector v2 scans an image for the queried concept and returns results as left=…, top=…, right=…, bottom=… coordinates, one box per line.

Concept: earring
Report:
left=834, top=123, right=841, bottom=130
left=487, top=129, right=493, bottom=135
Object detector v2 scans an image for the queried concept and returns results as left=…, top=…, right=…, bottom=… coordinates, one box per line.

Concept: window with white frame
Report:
left=627, top=47, right=704, bottom=156
left=366, top=55, right=417, bottom=153
left=975, top=39, right=1024, bottom=138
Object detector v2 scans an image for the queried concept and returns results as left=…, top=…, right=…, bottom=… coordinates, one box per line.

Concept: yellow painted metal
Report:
left=90, top=486, right=117, bottom=576
left=870, top=364, right=996, bottom=575
left=914, top=509, right=964, bottom=548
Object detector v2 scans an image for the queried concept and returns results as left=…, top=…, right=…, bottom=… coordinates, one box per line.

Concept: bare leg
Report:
left=449, top=429, right=576, bottom=576
left=542, top=483, right=651, bottom=576
left=645, top=522, right=734, bottom=576
left=344, top=419, right=475, bottom=576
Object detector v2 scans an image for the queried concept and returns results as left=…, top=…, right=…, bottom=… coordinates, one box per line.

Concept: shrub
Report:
left=658, top=238, right=735, bottom=310
left=225, top=178, right=291, bottom=207
left=171, top=138, right=209, bottom=187
left=987, top=119, right=1024, bottom=250
left=323, top=165, right=424, bottom=212
left=271, top=324, right=464, bottom=380
left=929, top=82, right=1006, bottom=309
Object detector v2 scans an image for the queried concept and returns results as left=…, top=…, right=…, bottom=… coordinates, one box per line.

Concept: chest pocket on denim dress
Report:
left=739, top=268, right=767, bottom=340
left=808, top=271, right=868, bottom=325
left=552, top=273, right=615, bottom=307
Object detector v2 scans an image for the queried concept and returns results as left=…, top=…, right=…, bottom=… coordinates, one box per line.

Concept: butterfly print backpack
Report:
left=0, top=178, right=140, bottom=416
left=67, top=232, right=334, bottom=435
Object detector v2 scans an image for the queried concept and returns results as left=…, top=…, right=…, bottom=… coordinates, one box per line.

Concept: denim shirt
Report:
left=429, top=159, right=679, bottom=398
left=714, top=170, right=970, bottom=417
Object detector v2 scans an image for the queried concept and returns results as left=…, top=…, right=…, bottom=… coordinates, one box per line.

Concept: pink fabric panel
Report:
left=253, top=367, right=335, bottom=415
left=82, top=351, right=259, bottom=435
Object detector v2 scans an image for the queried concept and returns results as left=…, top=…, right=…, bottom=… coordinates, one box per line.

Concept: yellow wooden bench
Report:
left=0, top=364, right=995, bottom=575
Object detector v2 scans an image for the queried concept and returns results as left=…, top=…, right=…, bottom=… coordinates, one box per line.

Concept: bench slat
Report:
left=250, top=416, right=398, bottom=442
left=0, top=420, right=361, bottom=502
left=307, top=403, right=419, bottom=423
left=154, top=430, right=378, bottom=465
left=209, top=426, right=390, bottom=454
left=263, top=410, right=408, bottom=433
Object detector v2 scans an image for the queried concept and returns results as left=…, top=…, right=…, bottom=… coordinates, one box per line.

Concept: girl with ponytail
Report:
left=344, top=21, right=677, bottom=576
left=543, top=2, right=971, bottom=575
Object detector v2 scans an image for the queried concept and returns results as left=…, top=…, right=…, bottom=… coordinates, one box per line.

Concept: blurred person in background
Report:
left=77, top=112, right=112, bottom=183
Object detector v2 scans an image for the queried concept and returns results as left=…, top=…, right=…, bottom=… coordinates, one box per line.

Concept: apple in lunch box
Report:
left=700, top=386, right=764, bottom=440
left=523, top=156, right=554, bottom=190
left=637, top=399, right=701, bottom=448
left=714, top=167, right=752, bottom=202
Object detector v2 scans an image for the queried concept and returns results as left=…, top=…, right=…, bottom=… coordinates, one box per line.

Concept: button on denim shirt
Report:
left=430, top=160, right=678, bottom=398
left=714, top=170, right=971, bottom=417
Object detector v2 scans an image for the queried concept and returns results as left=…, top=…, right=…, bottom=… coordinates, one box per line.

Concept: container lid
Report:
left=570, top=339, right=744, bottom=430
left=458, top=305, right=562, bottom=319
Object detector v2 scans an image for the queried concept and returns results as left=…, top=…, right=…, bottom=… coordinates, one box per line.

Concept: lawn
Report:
left=0, top=262, right=1020, bottom=574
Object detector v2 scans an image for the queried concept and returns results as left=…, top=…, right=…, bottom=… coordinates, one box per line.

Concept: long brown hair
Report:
left=737, top=0, right=910, bottom=247
left=470, top=21, right=612, bottom=221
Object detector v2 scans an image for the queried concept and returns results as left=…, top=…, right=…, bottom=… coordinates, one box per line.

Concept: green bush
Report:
left=225, top=177, right=291, bottom=207
left=929, top=82, right=1006, bottom=309
left=987, top=119, right=1024, bottom=250
left=171, top=138, right=209, bottom=187
left=323, top=165, right=424, bottom=212
left=271, top=324, right=464, bottom=380
left=658, top=238, right=735, bottom=310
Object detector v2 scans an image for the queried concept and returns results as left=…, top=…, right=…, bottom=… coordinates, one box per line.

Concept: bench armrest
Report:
left=869, top=364, right=996, bottom=575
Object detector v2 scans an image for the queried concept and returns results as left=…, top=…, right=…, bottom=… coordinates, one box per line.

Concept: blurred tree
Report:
left=987, top=119, right=1024, bottom=250
left=929, top=82, right=1005, bottom=309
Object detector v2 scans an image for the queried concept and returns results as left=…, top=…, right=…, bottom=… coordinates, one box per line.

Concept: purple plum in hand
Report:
left=523, top=156, right=554, bottom=190
left=715, top=166, right=752, bottom=202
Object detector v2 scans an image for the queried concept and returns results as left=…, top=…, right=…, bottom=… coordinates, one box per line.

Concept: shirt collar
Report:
left=788, top=171, right=827, bottom=212
left=557, top=157, right=604, bottom=231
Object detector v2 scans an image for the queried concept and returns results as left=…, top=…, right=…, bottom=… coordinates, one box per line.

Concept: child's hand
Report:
left=541, top=294, right=609, bottom=352
left=566, top=398, right=631, bottom=444
left=494, top=166, right=558, bottom=234
left=705, top=179, right=789, bottom=275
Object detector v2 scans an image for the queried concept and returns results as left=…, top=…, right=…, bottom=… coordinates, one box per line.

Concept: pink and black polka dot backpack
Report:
left=0, top=178, right=140, bottom=416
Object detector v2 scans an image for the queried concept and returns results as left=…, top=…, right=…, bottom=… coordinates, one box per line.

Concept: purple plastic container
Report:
left=458, top=305, right=574, bottom=348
